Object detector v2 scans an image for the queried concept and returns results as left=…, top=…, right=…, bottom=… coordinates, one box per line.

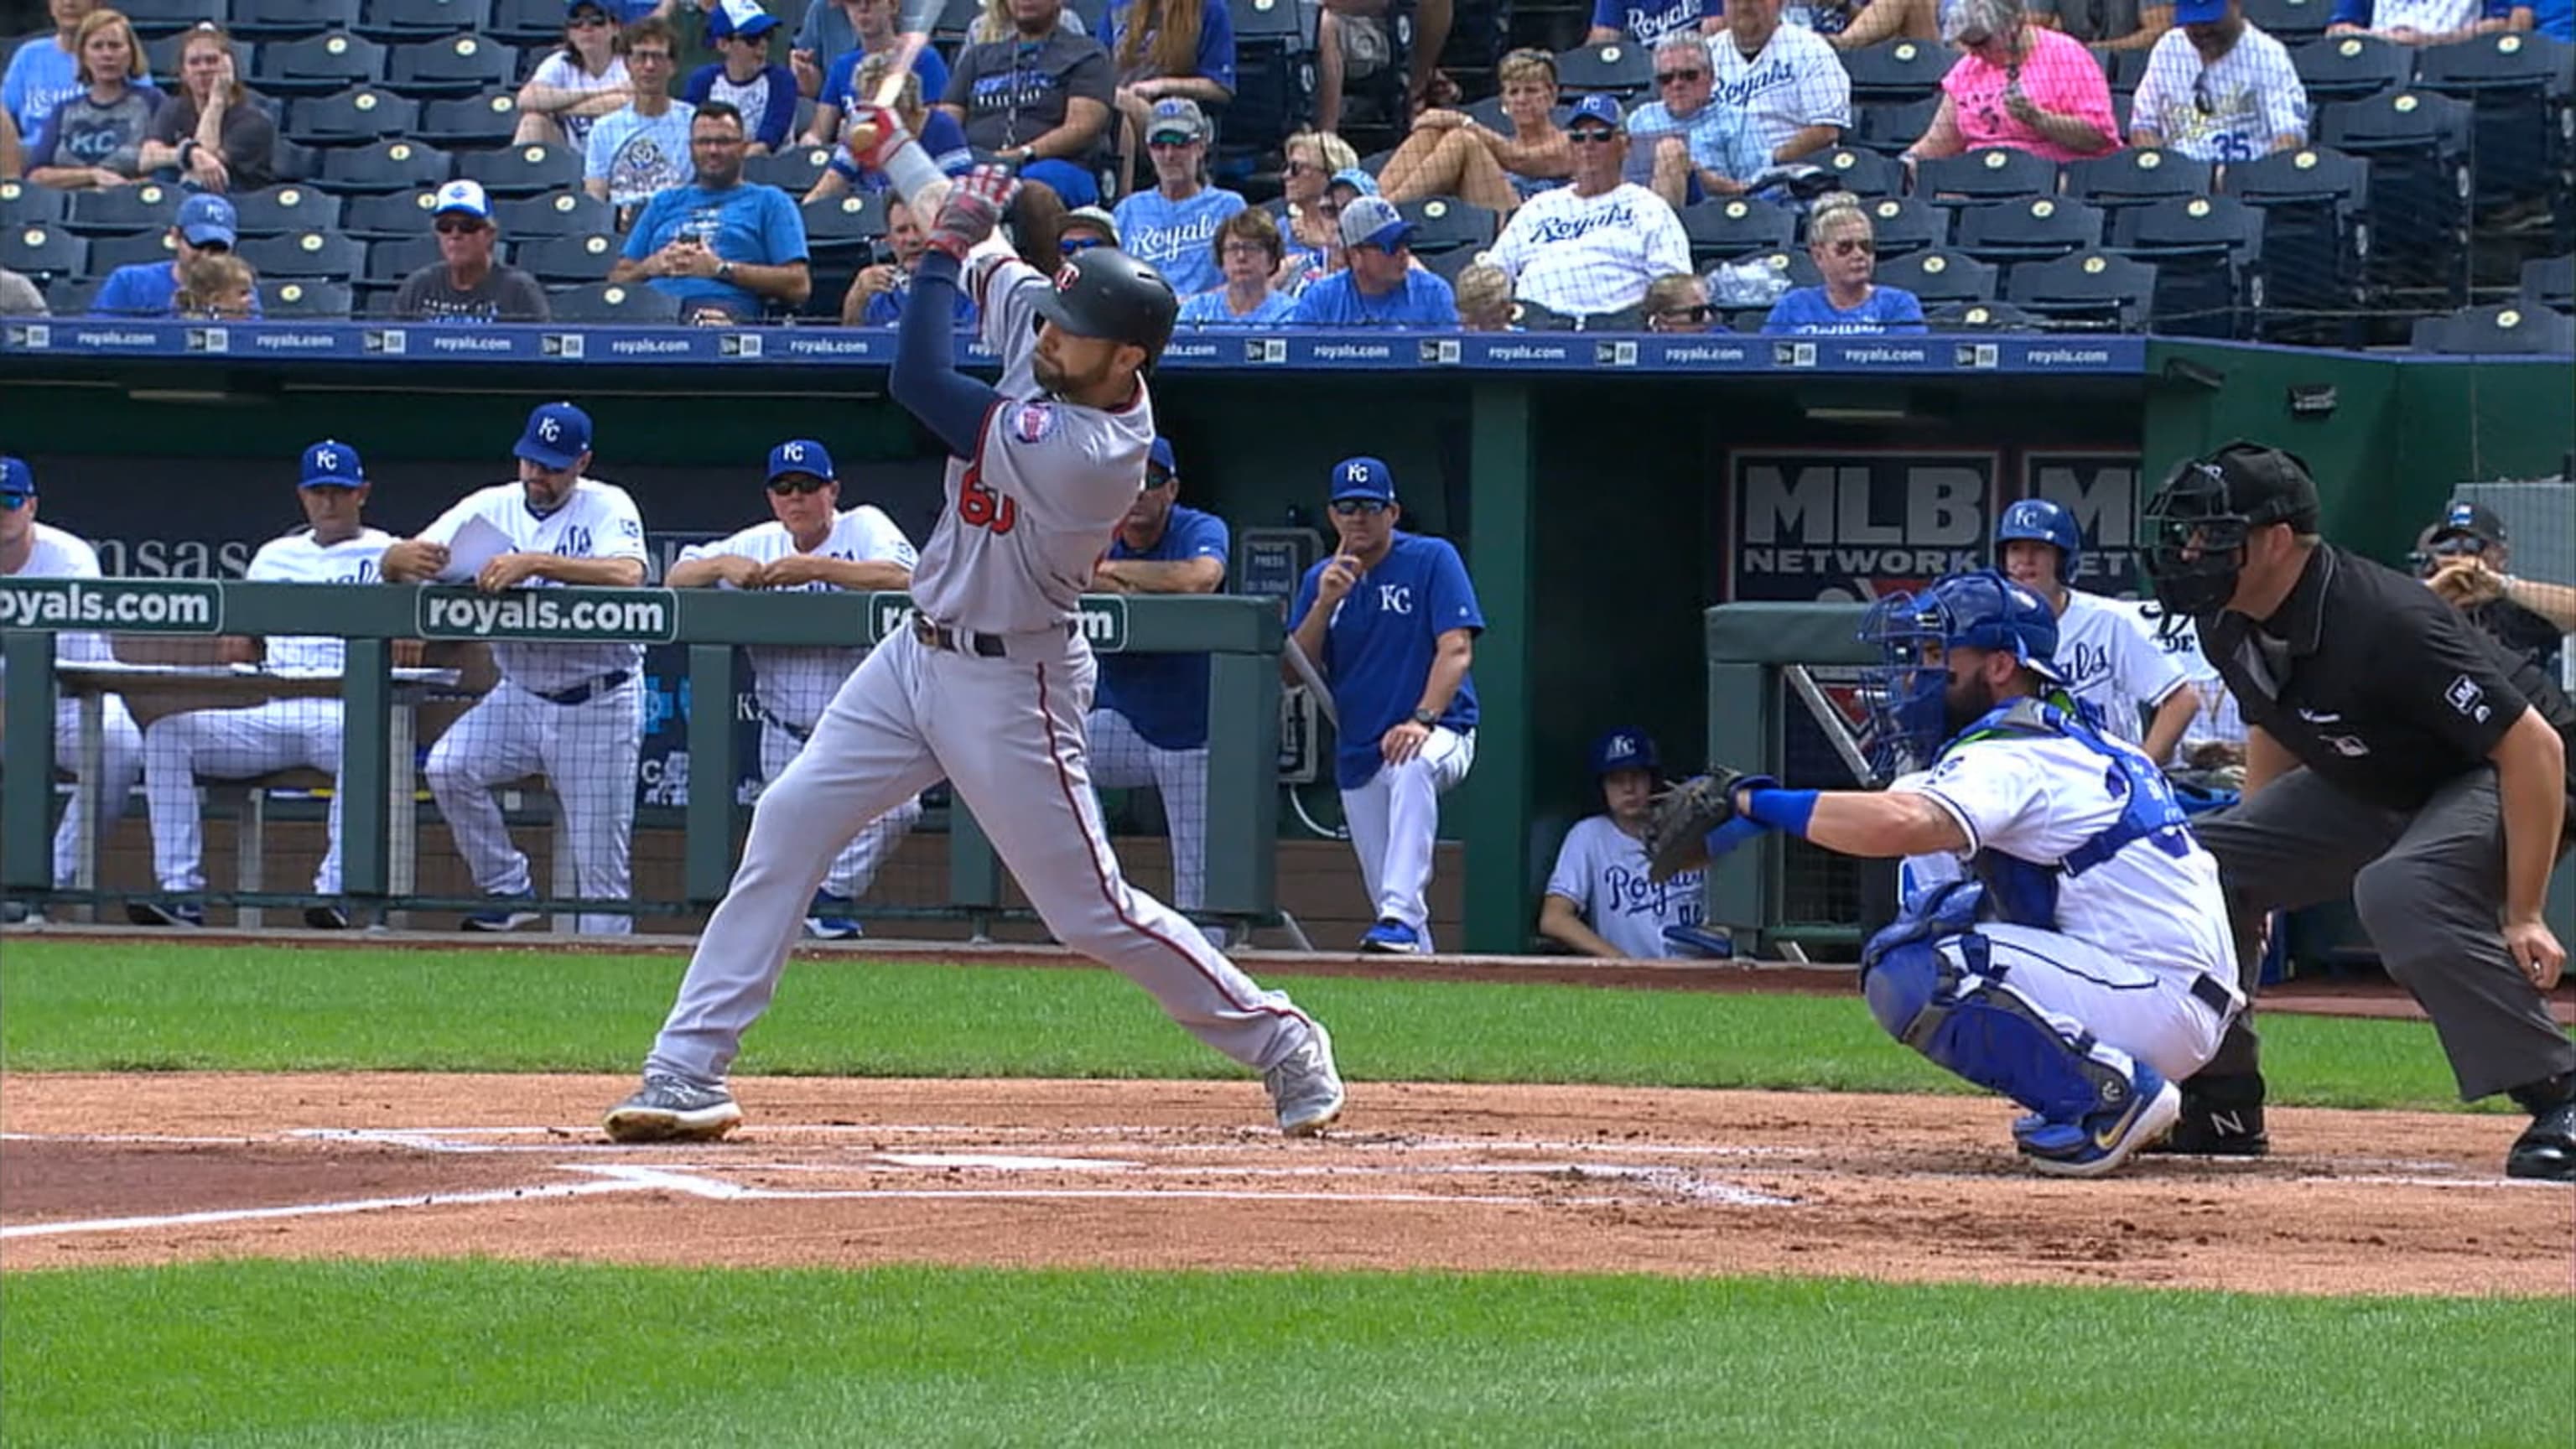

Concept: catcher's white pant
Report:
left=1083, top=704, right=1209, bottom=915
left=1341, top=726, right=1474, bottom=945
left=757, top=714, right=920, bottom=901
left=646, top=625, right=1319, bottom=1086
left=143, top=699, right=347, bottom=893
left=425, top=674, right=643, bottom=934
left=1950, top=922, right=2233, bottom=1085
left=49, top=695, right=143, bottom=888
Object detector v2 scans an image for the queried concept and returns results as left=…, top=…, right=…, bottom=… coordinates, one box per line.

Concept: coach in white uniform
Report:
left=381, top=402, right=651, bottom=935
left=670, top=438, right=922, bottom=939
left=132, top=441, right=393, bottom=930
left=0, top=456, right=143, bottom=908
left=1487, top=95, right=1692, bottom=322
left=1995, top=497, right=2196, bottom=763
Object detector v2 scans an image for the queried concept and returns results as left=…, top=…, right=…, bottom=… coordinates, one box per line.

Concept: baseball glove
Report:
left=1641, top=766, right=1771, bottom=883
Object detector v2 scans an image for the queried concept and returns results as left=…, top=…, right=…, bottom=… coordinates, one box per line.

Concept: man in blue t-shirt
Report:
left=1087, top=437, right=1234, bottom=929
left=91, top=193, right=260, bottom=319
left=1287, top=196, right=1459, bottom=328
left=1110, top=98, right=1245, bottom=297
left=608, top=101, right=813, bottom=320
left=1288, top=456, right=1483, bottom=954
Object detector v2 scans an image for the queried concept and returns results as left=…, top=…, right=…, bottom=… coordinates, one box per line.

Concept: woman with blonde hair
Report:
left=1269, top=128, right=1356, bottom=278
left=23, top=8, right=159, bottom=190
left=1761, top=194, right=1927, bottom=334
left=138, top=23, right=273, bottom=193
left=1376, top=48, right=1569, bottom=214
left=803, top=55, right=973, bottom=200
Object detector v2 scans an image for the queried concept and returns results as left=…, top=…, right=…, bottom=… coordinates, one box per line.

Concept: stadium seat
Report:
left=1746, top=248, right=1825, bottom=290
left=516, top=232, right=622, bottom=283
left=1680, top=196, right=1797, bottom=263
left=2105, top=47, right=2154, bottom=97
left=257, top=277, right=356, bottom=317
left=116, top=0, right=221, bottom=35
left=1915, top=148, right=2062, bottom=209
left=1954, top=196, right=2106, bottom=264
left=456, top=143, right=585, bottom=197
left=85, top=231, right=179, bottom=276
left=356, top=0, right=495, bottom=41
left=0, top=224, right=87, bottom=284
left=286, top=86, right=419, bottom=146
left=1421, top=245, right=1483, bottom=286
left=1926, top=299, right=2040, bottom=330
left=548, top=280, right=683, bottom=323
left=2289, top=34, right=2413, bottom=105
left=800, top=193, right=888, bottom=254
left=386, top=34, right=519, bottom=98
left=317, top=138, right=456, bottom=193
left=363, top=233, right=444, bottom=283
left=251, top=32, right=388, bottom=96
left=928, top=0, right=982, bottom=46
left=1874, top=247, right=1999, bottom=306
left=2408, top=301, right=2576, bottom=353
left=144, top=30, right=247, bottom=78
left=1841, top=39, right=1948, bottom=105
left=1464, top=97, right=1571, bottom=131
left=0, top=179, right=70, bottom=228
left=63, top=183, right=184, bottom=236
left=2241, top=0, right=2334, bottom=44
left=341, top=189, right=442, bottom=238
left=745, top=147, right=835, bottom=192
left=490, top=0, right=569, bottom=44
left=2111, top=194, right=2266, bottom=337
left=2523, top=254, right=2574, bottom=313
left=1853, top=97, right=1940, bottom=156
left=1224, top=0, right=1317, bottom=158
left=2220, top=145, right=2369, bottom=327
left=2317, top=91, right=2472, bottom=302
left=44, top=275, right=104, bottom=315
left=2413, top=33, right=2571, bottom=208
left=1399, top=195, right=1498, bottom=255
left=270, top=138, right=322, bottom=183
left=231, top=0, right=366, bottom=39
left=2007, top=251, right=2158, bottom=331
left=420, top=92, right=523, bottom=148
left=239, top=228, right=366, bottom=279
left=1808, top=147, right=1906, bottom=200
left=1553, top=42, right=1653, bottom=100
left=1856, top=195, right=1945, bottom=258
left=2064, top=148, right=2215, bottom=215
left=495, top=191, right=614, bottom=239
left=229, top=184, right=345, bottom=236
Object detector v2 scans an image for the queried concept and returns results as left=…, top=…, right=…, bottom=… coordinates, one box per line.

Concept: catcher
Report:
left=1644, top=569, right=2242, bottom=1176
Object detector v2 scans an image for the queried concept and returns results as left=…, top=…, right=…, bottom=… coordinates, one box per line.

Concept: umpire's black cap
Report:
left=1031, top=247, right=1178, bottom=362
left=2186, top=440, right=2323, bottom=532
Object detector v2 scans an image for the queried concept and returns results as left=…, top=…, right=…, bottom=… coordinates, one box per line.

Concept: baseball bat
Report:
left=1284, top=635, right=1339, bottom=731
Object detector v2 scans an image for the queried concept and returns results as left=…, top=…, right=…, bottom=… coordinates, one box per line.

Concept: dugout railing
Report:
left=0, top=582, right=1288, bottom=933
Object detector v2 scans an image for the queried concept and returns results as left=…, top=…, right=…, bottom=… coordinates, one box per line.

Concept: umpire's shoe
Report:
left=1265, top=1021, right=1346, bottom=1137
left=2151, top=1072, right=2270, bottom=1157
left=603, top=1073, right=745, bottom=1143
left=2505, top=1073, right=2576, bottom=1182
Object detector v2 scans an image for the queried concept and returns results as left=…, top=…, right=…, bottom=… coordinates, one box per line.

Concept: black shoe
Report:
left=2505, top=1075, right=2576, bottom=1182
left=304, top=905, right=352, bottom=930
left=2148, top=1072, right=2270, bottom=1157
left=127, top=900, right=206, bottom=928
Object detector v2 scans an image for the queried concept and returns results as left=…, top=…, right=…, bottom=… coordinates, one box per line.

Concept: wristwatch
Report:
left=1410, top=707, right=1438, bottom=728
left=716, top=260, right=736, bottom=283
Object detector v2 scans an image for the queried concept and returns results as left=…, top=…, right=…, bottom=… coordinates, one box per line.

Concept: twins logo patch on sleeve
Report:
left=1013, top=402, right=1058, bottom=445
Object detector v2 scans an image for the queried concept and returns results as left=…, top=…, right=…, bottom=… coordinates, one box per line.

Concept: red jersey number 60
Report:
left=958, top=472, right=1017, bottom=534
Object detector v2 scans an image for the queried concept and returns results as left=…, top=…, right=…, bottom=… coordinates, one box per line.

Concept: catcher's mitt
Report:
left=1642, top=767, right=1772, bottom=883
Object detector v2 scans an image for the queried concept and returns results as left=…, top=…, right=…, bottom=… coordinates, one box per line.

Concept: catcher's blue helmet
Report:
left=1856, top=570, right=2064, bottom=778
left=1995, top=496, right=2083, bottom=583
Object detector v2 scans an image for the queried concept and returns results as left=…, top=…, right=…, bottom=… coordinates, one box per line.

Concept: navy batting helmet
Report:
left=1031, top=247, right=1178, bottom=362
left=1995, top=496, right=2083, bottom=581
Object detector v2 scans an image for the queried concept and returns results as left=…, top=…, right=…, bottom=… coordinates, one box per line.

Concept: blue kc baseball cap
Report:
left=1147, top=437, right=1176, bottom=480
left=1328, top=455, right=1395, bottom=504
left=300, top=439, right=366, bottom=489
left=1568, top=94, right=1625, bottom=132
left=2173, top=0, right=2228, bottom=22
left=515, top=401, right=593, bottom=470
left=177, top=192, right=238, bottom=247
left=0, top=456, right=34, bottom=503
left=1590, top=727, right=1659, bottom=776
left=766, top=437, right=835, bottom=482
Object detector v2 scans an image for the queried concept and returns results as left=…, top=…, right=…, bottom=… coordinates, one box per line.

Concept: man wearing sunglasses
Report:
left=1289, top=457, right=1482, bottom=955
left=1109, top=97, right=1246, bottom=297
left=394, top=180, right=552, bottom=324
left=89, top=191, right=260, bottom=319
left=1488, top=94, right=1690, bottom=323
left=2414, top=501, right=2567, bottom=677
left=669, top=439, right=923, bottom=939
left=2126, top=0, right=2308, bottom=163
left=1627, top=33, right=1765, bottom=210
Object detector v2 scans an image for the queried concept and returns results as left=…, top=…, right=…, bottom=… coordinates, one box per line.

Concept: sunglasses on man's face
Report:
left=768, top=475, right=830, bottom=496
left=1283, top=158, right=1319, bottom=176
left=1655, top=68, right=1706, bottom=85
left=1823, top=236, right=1875, bottom=257
left=1568, top=127, right=1619, bottom=145
left=1, top=496, right=29, bottom=511
left=1658, top=304, right=1714, bottom=322
left=434, top=217, right=486, bottom=235
left=569, top=10, right=610, bottom=26
left=1330, top=499, right=1389, bottom=517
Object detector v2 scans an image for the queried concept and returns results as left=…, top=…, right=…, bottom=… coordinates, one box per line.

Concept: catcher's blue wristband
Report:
left=1744, top=788, right=1820, bottom=839
left=1701, top=815, right=1770, bottom=862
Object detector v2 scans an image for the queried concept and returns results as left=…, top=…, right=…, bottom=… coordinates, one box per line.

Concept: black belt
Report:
left=532, top=669, right=633, bottom=707
left=2190, top=974, right=2236, bottom=1016
left=761, top=708, right=813, bottom=744
left=911, top=615, right=1073, bottom=658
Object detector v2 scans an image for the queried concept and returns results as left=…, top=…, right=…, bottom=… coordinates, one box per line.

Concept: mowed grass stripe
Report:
left=0, top=941, right=2496, bottom=1111
left=3, top=1261, right=2562, bottom=1448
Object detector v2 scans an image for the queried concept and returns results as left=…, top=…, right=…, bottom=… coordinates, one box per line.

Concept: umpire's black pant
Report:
left=2194, top=766, right=2575, bottom=1102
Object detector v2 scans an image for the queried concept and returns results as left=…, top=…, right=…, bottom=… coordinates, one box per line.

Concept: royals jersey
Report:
left=1545, top=814, right=1706, bottom=958
left=2121, top=599, right=2246, bottom=761
left=2052, top=589, right=2187, bottom=745
left=250, top=527, right=394, bottom=676
left=1488, top=182, right=1692, bottom=317
left=418, top=479, right=652, bottom=693
left=908, top=254, right=1157, bottom=636
left=0, top=522, right=114, bottom=678
left=2129, top=23, right=2307, bottom=163
left=676, top=506, right=918, bottom=728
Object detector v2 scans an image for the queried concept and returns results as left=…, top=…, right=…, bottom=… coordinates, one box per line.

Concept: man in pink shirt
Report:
left=1905, top=0, right=2120, bottom=164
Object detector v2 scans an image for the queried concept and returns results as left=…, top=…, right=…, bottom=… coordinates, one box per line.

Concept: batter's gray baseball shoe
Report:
left=603, top=1073, right=744, bottom=1143
left=1265, top=1021, right=1345, bottom=1137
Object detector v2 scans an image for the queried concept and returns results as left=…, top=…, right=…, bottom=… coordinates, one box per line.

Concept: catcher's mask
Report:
left=1856, top=569, right=2064, bottom=780
left=2139, top=441, right=2320, bottom=619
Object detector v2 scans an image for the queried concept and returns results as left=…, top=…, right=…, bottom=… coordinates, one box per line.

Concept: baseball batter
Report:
left=603, top=138, right=1343, bottom=1142
left=1647, top=570, right=2241, bottom=1176
left=670, top=439, right=923, bottom=938
left=1994, top=497, right=2198, bottom=762
left=380, top=402, right=650, bottom=935
left=133, top=441, right=392, bottom=930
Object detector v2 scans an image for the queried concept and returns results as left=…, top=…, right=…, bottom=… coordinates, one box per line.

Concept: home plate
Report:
left=869, top=1152, right=1140, bottom=1171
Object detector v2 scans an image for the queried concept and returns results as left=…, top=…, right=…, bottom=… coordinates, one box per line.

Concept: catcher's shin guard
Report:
left=1862, top=929, right=2142, bottom=1127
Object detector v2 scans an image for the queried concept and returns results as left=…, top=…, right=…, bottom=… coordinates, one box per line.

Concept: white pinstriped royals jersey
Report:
left=250, top=527, right=395, bottom=676
left=907, top=254, right=1157, bottom=636
left=1488, top=182, right=1693, bottom=317
left=2129, top=23, right=2308, bottom=163
left=418, top=479, right=652, bottom=693
left=676, top=506, right=918, bottom=728
left=1708, top=22, right=1852, bottom=165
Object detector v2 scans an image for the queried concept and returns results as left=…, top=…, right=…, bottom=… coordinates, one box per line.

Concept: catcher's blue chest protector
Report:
left=1935, top=698, right=2197, bottom=930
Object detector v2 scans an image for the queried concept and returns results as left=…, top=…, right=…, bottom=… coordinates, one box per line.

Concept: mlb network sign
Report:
left=2020, top=452, right=2148, bottom=595
left=1731, top=452, right=1999, bottom=601
left=865, top=593, right=1130, bottom=654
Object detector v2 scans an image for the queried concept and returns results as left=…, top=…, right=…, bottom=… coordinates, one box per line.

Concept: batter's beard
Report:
left=1031, top=349, right=1113, bottom=399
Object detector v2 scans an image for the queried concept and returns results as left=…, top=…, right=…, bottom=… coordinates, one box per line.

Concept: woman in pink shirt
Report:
left=1905, top=0, right=2119, bottom=164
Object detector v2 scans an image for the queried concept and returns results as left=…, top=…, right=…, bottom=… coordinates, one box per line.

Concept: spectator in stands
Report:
left=1826, top=0, right=1946, bottom=46
left=1378, top=48, right=1571, bottom=214
left=1644, top=271, right=1716, bottom=329
left=797, top=0, right=948, bottom=105
left=1272, top=128, right=1359, bottom=278
left=941, top=0, right=1116, bottom=208
left=1453, top=260, right=1514, bottom=329
left=1313, top=0, right=1389, bottom=134
left=2417, top=501, right=2568, bottom=674
left=1287, top=195, right=1459, bottom=325
left=2, top=110, right=18, bottom=179
left=135, top=23, right=272, bottom=195
left=2128, top=0, right=2308, bottom=160
left=0, top=267, right=44, bottom=315
left=1107, top=0, right=1235, bottom=188
left=1112, top=98, right=1246, bottom=295
left=1176, top=206, right=1292, bottom=325
left=2534, top=0, right=2573, bottom=38
left=687, top=1, right=798, bottom=153
left=839, top=195, right=976, bottom=324
left=1486, top=96, right=1691, bottom=322
left=90, top=192, right=242, bottom=316
left=1058, top=204, right=1120, bottom=251
left=517, top=1, right=634, bottom=153
left=609, top=101, right=810, bottom=320
left=1539, top=728, right=1713, bottom=960
left=396, top=180, right=553, bottom=323
left=1761, top=191, right=1926, bottom=331
left=23, top=8, right=160, bottom=190
left=587, top=18, right=698, bottom=226
left=1905, top=0, right=2120, bottom=163
left=2031, top=0, right=2176, bottom=49
left=2327, top=0, right=2531, bottom=43
left=173, top=250, right=255, bottom=319
left=1589, top=0, right=1716, bottom=45
left=804, top=55, right=972, bottom=200
left=3, top=0, right=113, bottom=143
left=968, top=0, right=1092, bottom=43
left=1628, top=33, right=1766, bottom=209
left=1713, top=0, right=1851, bottom=166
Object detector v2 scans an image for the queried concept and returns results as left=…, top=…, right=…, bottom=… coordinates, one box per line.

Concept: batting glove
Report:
left=924, top=164, right=1020, bottom=264
left=838, top=103, right=913, bottom=174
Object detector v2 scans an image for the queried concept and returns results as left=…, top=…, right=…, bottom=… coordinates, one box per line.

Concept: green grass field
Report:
left=3, top=939, right=2564, bottom=1446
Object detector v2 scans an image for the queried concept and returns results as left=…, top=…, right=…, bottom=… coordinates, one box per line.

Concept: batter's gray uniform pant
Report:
left=2192, top=766, right=2574, bottom=1102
